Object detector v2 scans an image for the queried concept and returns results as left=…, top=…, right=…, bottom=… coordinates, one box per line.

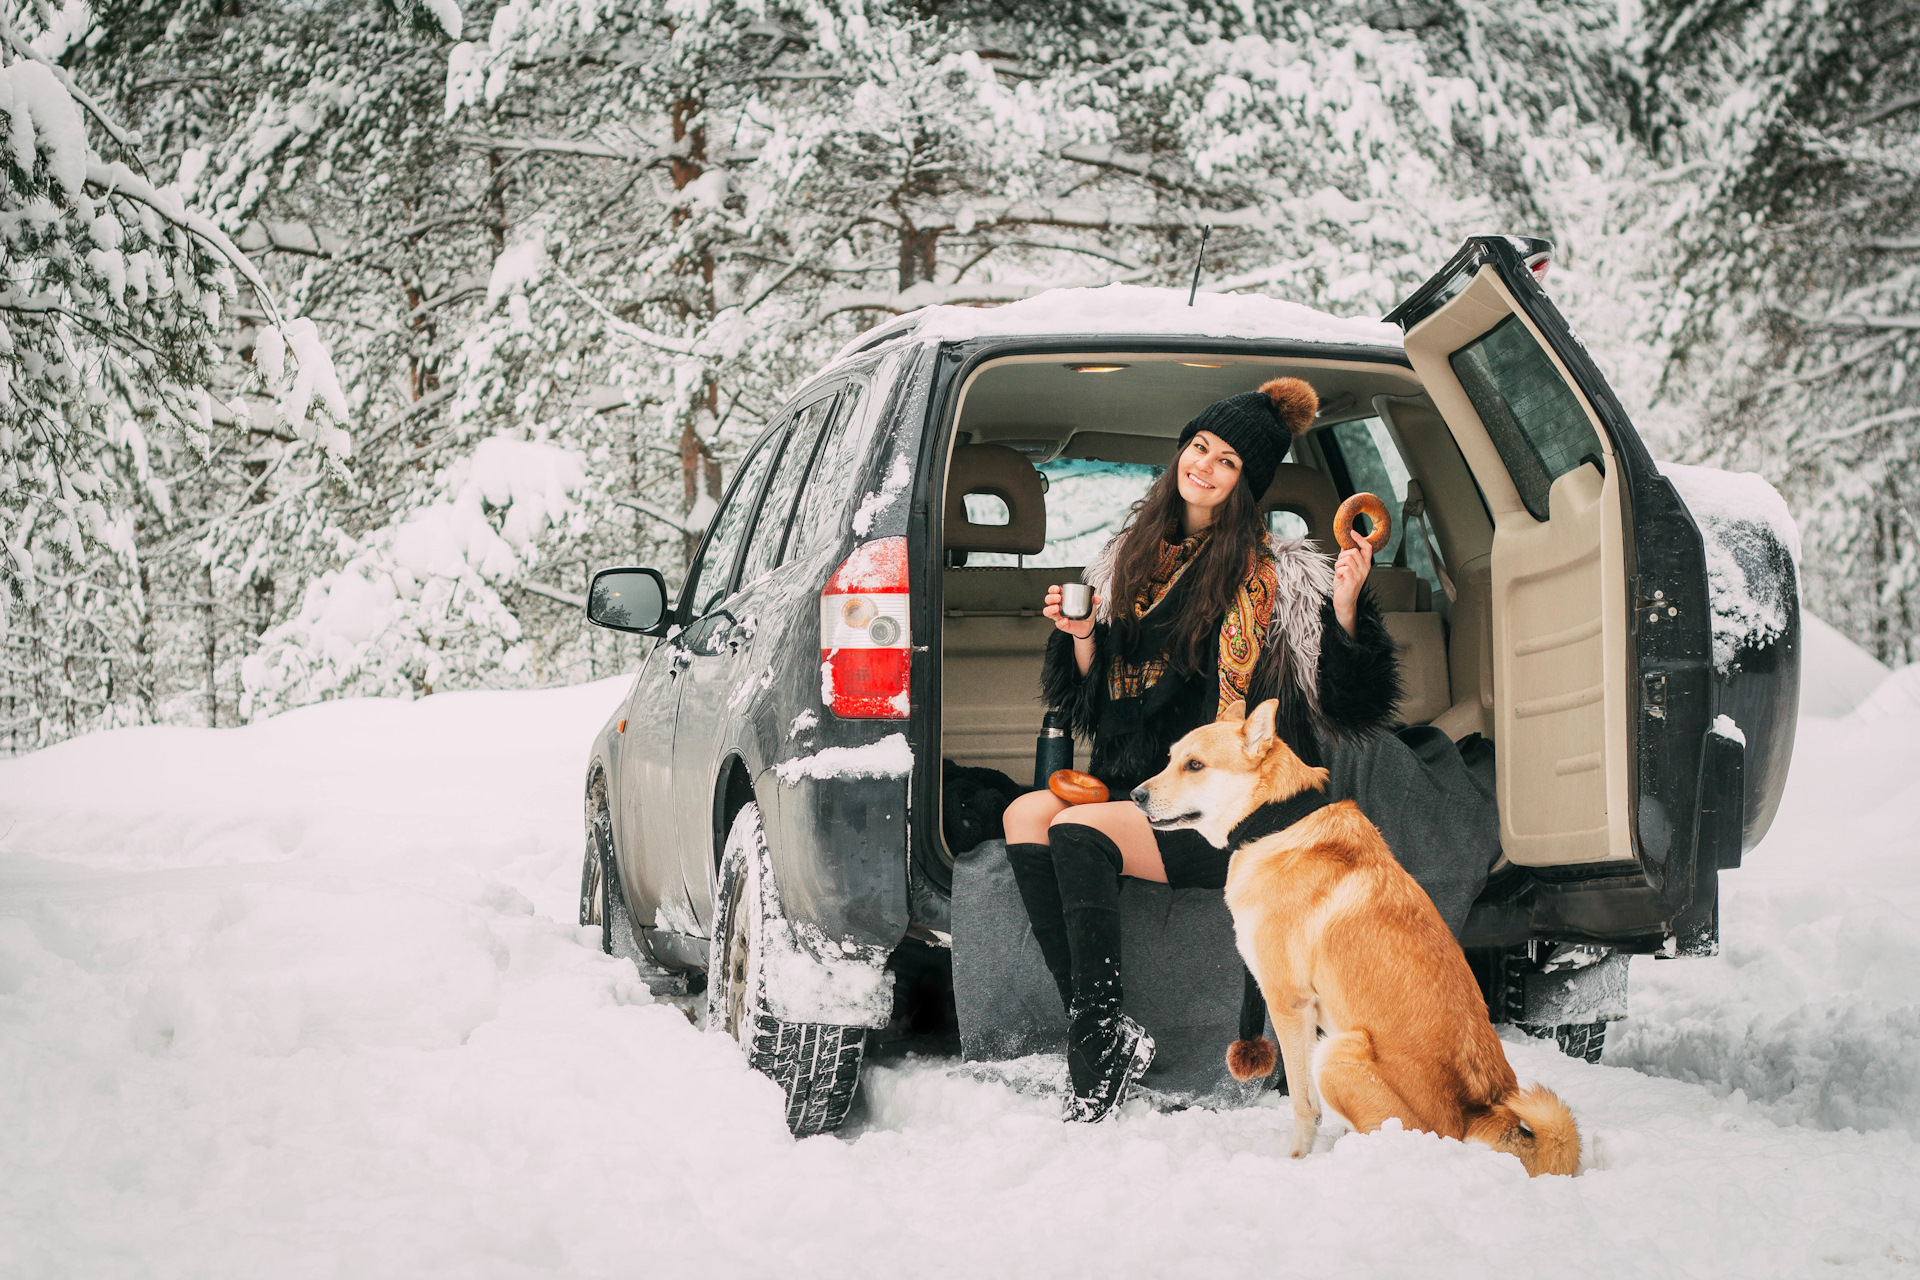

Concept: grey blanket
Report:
left=950, top=728, right=1501, bottom=1102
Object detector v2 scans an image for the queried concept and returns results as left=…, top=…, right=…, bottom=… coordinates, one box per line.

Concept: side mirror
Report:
left=587, top=567, right=669, bottom=635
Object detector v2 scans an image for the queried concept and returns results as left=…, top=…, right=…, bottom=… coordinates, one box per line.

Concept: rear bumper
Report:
left=1461, top=728, right=1743, bottom=955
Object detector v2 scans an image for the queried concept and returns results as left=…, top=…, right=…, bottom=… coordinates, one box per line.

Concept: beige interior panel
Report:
left=940, top=567, right=1075, bottom=787
left=1400, top=267, right=1635, bottom=867
left=1448, top=554, right=1494, bottom=731
left=952, top=353, right=1424, bottom=456
left=1384, top=611, right=1450, bottom=725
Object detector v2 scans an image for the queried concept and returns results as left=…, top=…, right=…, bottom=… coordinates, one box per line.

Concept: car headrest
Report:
left=1259, top=463, right=1339, bottom=549
left=944, top=444, right=1047, bottom=555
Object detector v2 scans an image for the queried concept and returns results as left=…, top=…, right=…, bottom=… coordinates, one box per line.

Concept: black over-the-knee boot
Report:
left=1005, top=841, right=1074, bottom=1012
left=1049, top=823, right=1155, bottom=1122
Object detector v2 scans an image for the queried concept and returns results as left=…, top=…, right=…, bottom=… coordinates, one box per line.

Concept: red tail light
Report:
left=821, top=537, right=910, bottom=719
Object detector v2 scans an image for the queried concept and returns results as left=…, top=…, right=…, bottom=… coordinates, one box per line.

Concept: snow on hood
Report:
left=846, top=284, right=1405, bottom=355
left=1659, top=461, right=1801, bottom=673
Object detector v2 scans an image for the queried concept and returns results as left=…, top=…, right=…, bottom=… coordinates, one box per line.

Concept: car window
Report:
left=1448, top=314, right=1605, bottom=521
left=968, top=459, right=1164, bottom=569
left=681, top=429, right=783, bottom=617
left=739, top=393, right=837, bottom=586
left=787, top=382, right=867, bottom=562
left=1323, top=417, right=1447, bottom=610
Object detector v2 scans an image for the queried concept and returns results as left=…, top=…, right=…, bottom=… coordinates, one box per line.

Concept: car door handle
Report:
left=668, top=649, right=693, bottom=677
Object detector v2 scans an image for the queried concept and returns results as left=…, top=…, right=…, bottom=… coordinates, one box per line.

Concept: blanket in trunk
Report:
left=950, top=726, right=1502, bottom=1101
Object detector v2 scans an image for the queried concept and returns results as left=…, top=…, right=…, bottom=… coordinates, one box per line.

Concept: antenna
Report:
left=1187, top=224, right=1212, bottom=306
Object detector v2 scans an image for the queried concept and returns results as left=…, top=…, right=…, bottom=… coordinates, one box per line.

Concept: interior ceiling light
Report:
left=1066, top=364, right=1128, bottom=373
left=1176, top=361, right=1227, bottom=368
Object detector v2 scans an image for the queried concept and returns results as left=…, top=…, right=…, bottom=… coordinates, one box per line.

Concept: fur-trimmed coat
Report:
left=1041, top=536, right=1402, bottom=793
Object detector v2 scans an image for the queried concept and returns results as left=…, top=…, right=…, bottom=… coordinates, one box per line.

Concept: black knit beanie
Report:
left=1176, top=377, right=1320, bottom=500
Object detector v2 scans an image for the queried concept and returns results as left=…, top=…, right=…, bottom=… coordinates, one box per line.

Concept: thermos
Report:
left=1035, top=709, right=1073, bottom=792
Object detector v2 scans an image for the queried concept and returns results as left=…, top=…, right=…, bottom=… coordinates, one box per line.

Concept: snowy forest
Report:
left=2, top=0, right=1915, bottom=750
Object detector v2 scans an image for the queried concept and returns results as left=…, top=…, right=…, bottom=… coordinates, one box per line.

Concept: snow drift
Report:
left=3, top=660, right=1919, bottom=1276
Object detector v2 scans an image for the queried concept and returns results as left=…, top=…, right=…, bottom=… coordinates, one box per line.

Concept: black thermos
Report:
left=1035, top=709, right=1073, bottom=791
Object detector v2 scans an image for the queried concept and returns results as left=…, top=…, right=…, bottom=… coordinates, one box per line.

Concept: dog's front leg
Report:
left=1273, top=993, right=1318, bottom=1158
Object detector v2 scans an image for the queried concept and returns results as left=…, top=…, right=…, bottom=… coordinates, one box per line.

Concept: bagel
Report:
left=1334, top=492, right=1392, bottom=553
left=1048, top=769, right=1109, bottom=806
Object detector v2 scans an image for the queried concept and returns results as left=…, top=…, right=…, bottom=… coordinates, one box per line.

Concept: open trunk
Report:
left=922, top=342, right=1476, bottom=877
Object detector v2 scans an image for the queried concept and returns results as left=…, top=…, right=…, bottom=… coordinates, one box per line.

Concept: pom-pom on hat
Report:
left=1177, top=376, right=1319, bottom=502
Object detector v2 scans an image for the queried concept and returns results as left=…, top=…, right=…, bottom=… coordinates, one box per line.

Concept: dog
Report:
left=1132, top=699, right=1581, bottom=1176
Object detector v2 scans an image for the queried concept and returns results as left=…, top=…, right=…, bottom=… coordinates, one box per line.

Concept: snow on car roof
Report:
left=837, top=284, right=1405, bottom=361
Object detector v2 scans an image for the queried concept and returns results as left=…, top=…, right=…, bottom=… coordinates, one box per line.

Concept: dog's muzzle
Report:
left=1130, top=785, right=1200, bottom=830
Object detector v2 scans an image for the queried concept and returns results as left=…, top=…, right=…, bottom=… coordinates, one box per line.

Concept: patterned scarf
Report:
left=1107, top=529, right=1279, bottom=716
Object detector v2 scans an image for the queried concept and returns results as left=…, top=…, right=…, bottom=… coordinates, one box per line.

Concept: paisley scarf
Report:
left=1106, top=528, right=1279, bottom=716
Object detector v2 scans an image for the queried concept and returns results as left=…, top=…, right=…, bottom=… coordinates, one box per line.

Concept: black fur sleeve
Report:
left=1040, top=624, right=1108, bottom=740
left=1314, top=589, right=1402, bottom=742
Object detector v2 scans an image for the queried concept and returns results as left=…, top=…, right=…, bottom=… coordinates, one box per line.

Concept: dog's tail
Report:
left=1467, top=1084, right=1581, bottom=1177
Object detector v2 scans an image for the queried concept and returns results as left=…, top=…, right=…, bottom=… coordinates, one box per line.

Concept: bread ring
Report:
left=1334, top=492, right=1392, bottom=553
left=1048, top=769, right=1109, bottom=806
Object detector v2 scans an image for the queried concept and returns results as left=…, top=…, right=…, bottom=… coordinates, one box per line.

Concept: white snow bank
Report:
left=5, top=683, right=1920, bottom=1273
left=873, top=283, right=1405, bottom=349
left=1659, top=462, right=1802, bottom=672
left=1800, top=612, right=1890, bottom=718
left=1613, top=680, right=1920, bottom=1139
left=772, top=733, right=913, bottom=785
left=1849, top=661, right=1920, bottom=726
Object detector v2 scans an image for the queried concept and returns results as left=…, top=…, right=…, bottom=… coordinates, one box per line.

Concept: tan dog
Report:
left=1132, top=699, right=1580, bottom=1176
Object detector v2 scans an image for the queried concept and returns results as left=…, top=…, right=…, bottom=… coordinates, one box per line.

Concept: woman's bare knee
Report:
left=1004, top=790, right=1068, bottom=844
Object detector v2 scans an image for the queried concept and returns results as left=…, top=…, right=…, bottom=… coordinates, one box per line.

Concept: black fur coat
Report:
left=1039, top=536, right=1402, bottom=793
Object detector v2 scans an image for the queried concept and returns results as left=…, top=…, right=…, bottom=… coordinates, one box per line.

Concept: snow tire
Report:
left=581, top=775, right=645, bottom=965
left=1518, top=1019, right=1608, bottom=1065
left=706, top=802, right=868, bottom=1137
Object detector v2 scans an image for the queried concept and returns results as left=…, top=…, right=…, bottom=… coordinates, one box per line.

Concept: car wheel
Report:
left=1519, top=1020, right=1607, bottom=1065
left=706, top=801, right=867, bottom=1137
left=581, top=774, right=645, bottom=964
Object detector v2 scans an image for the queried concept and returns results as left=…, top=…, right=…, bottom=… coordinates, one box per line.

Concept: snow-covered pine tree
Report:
left=0, top=1, right=345, bottom=748
left=13, top=0, right=1691, bottom=740
left=1632, top=0, right=1920, bottom=661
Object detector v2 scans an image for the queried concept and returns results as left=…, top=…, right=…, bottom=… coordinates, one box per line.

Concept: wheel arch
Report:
left=714, top=754, right=757, bottom=875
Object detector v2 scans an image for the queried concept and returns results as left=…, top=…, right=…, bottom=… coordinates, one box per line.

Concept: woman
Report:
left=1002, top=376, right=1403, bottom=1121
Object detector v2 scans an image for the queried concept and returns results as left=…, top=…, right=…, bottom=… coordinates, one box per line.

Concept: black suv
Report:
left=581, top=236, right=1799, bottom=1134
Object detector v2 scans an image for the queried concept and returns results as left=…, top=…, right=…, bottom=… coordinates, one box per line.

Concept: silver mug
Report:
left=1059, top=583, right=1094, bottom=620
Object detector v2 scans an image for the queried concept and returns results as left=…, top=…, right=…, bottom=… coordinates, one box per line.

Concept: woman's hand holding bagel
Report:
left=1334, top=492, right=1392, bottom=555
left=1330, top=493, right=1388, bottom=638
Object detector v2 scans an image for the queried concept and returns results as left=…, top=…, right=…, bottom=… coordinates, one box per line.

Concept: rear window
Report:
left=966, top=460, right=1163, bottom=569
left=1449, top=315, right=1603, bottom=521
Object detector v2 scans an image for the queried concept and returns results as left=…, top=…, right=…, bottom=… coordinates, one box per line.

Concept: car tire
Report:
left=706, top=801, right=867, bottom=1137
left=581, top=774, right=645, bottom=964
left=1519, top=1020, right=1608, bottom=1065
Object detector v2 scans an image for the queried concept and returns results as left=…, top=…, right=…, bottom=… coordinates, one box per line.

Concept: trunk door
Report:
left=1387, top=239, right=1714, bottom=929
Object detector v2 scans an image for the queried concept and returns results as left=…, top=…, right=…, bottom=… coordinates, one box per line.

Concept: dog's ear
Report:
left=1243, top=699, right=1279, bottom=759
left=1219, top=699, right=1247, bottom=723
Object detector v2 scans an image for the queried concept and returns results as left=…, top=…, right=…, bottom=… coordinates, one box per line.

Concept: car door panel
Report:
left=614, top=637, right=689, bottom=932
left=1389, top=236, right=1733, bottom=951
left=1396, top=261, right=1636, bottom=868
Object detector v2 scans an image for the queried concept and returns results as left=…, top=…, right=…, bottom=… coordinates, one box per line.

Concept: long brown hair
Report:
left=1106, top=450, right=1268, bottom=673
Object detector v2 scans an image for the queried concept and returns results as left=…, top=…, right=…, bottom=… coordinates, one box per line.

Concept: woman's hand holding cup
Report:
left=1044, top=584, right=1098, bottom=639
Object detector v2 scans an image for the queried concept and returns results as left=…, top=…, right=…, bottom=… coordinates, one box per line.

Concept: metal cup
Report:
left=1060, top=583, right=1093, bottom=620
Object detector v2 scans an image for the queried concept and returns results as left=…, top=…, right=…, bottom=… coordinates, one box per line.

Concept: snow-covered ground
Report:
left=3, top=623, right=1918, bottom=1277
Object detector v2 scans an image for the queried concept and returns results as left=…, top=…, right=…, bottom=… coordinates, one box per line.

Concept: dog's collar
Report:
left=1226, top=790, right=1333, bottom=852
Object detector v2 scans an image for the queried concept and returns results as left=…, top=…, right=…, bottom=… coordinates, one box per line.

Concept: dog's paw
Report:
left=1289, top=1119, right=1318, bottom=1158
left=1226, top=1037, right=1277, bottom=1082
